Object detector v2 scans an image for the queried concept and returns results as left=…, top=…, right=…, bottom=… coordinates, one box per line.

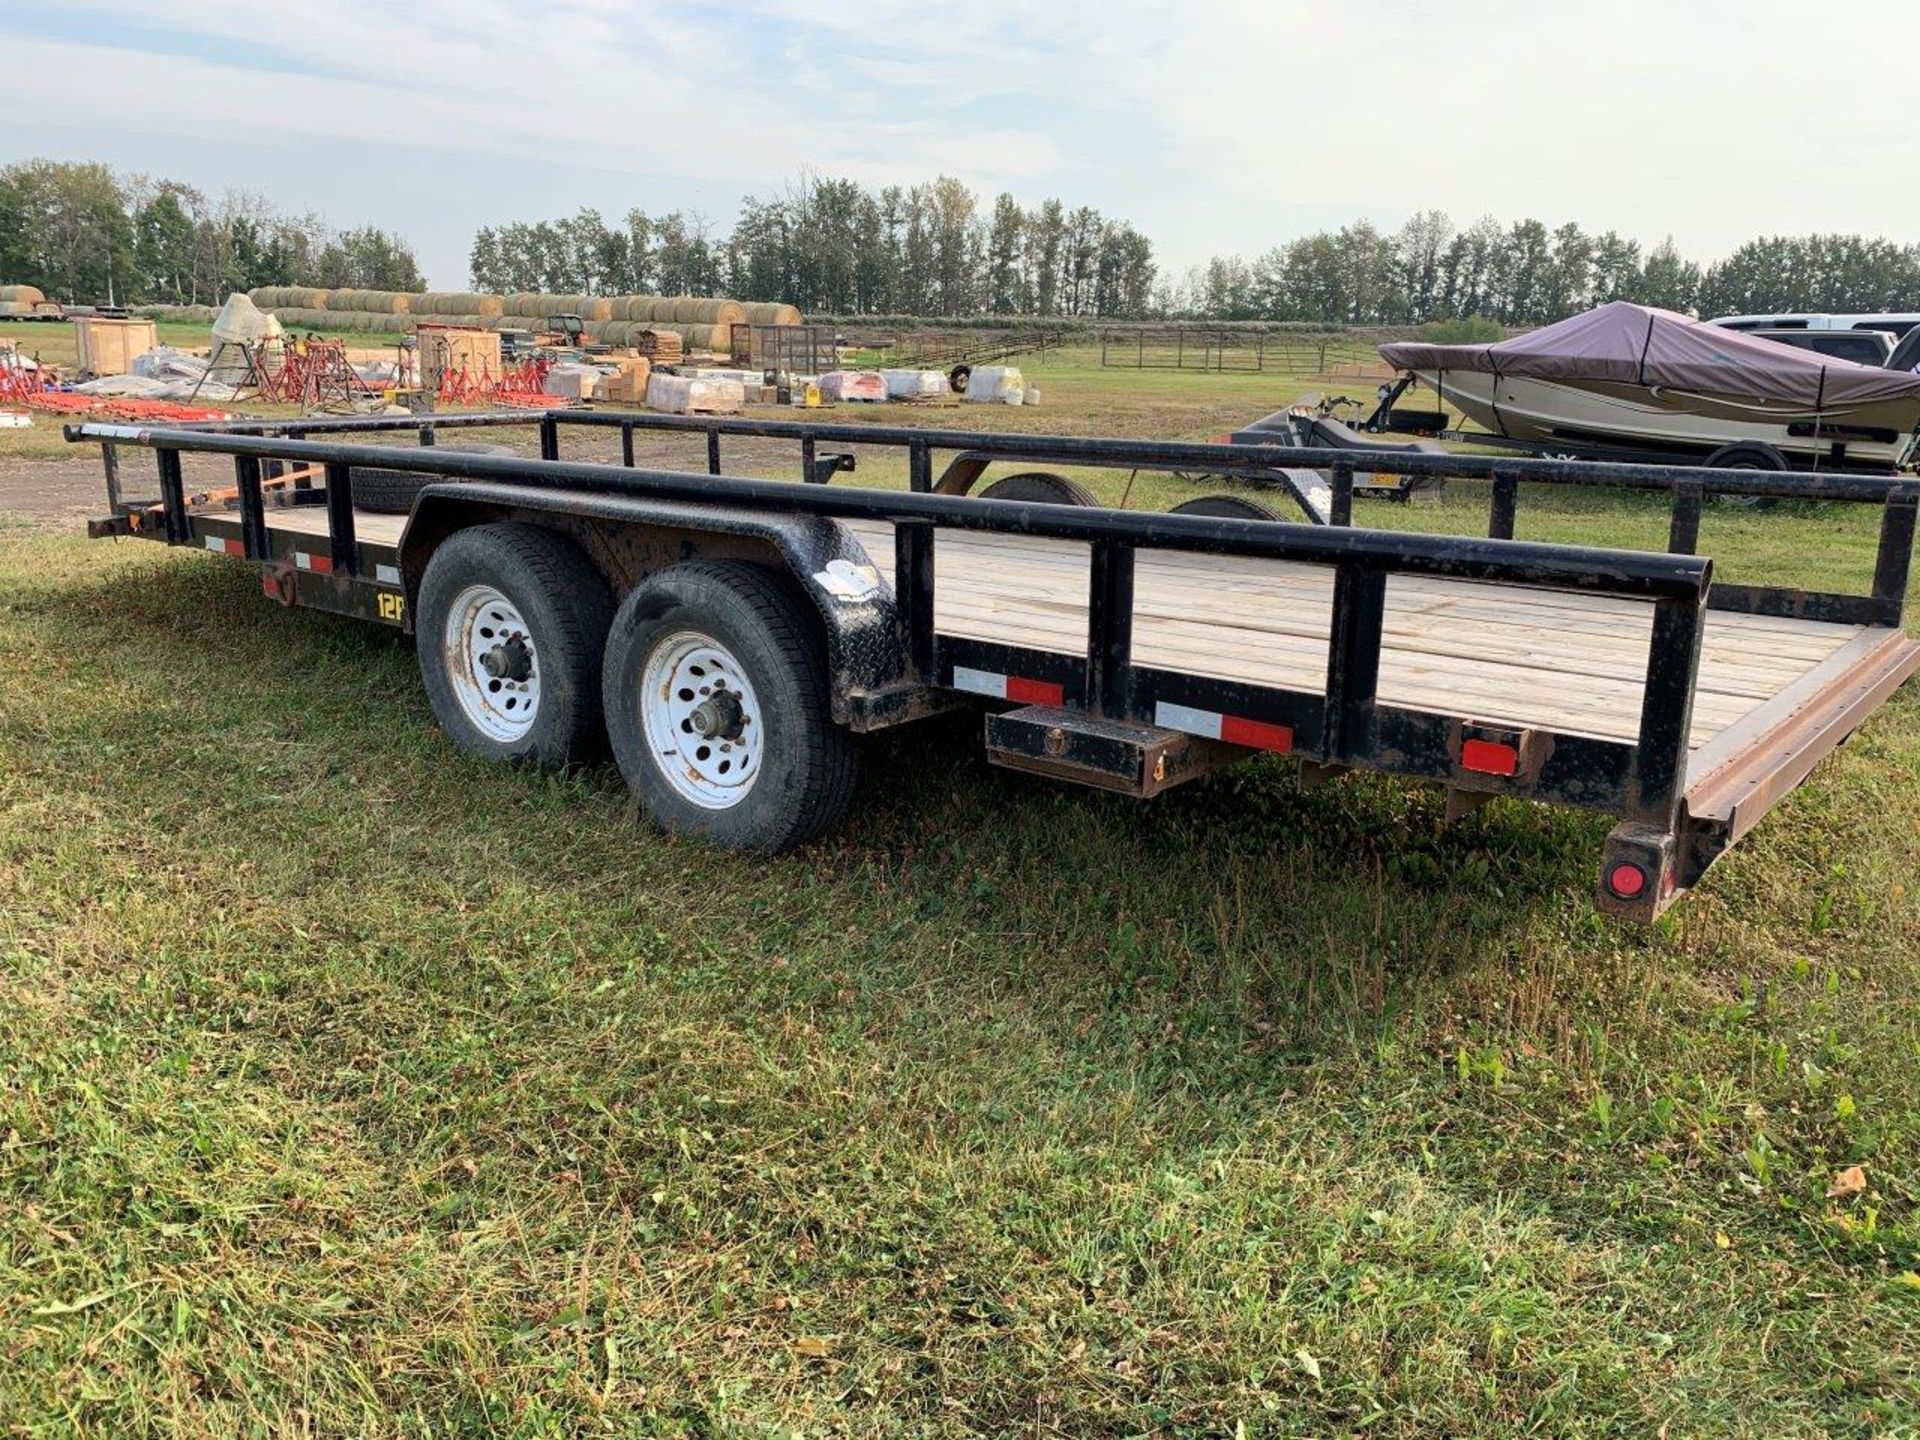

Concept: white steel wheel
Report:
left=639, top=630, right=765, bottom=809
left=603, top=561, right=857, bottom=852
left=444, top=583, right=541, bottom=743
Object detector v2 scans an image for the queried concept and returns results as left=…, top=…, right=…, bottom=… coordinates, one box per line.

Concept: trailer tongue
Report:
left=72, top=410, right=1920, bottom=923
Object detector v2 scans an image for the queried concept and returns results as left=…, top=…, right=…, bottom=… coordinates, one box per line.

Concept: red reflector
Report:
left=1220, top=715, right=1294, bottom=753
left=307, top=554, right=334, bottom=575
left=222, top=537, right=245, bottom=556
left=1607, top=862, right=1648, bottom=899
left=1461, top=738, right=1518, bottom=776
left=1006, top=676, right=1065, bottom=706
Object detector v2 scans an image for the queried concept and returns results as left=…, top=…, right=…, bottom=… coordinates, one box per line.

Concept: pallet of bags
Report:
left=818, top=370, right=887, bottom=402
left=962, top=365, right=1025, bottom=404
left=880, top=368, right=948, bottom=400
left=646, top=371, right=744, bottom=415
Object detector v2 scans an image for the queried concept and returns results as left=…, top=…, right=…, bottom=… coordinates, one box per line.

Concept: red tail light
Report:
left=1606, top=862, right=1648, bottom=900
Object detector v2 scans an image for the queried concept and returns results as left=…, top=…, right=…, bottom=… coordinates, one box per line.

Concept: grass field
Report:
left=4, top=344, right=1920, bottom=1435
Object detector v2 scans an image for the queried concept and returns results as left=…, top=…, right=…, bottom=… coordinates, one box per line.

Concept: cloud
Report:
left=8, top=0, right=1920, bottom=282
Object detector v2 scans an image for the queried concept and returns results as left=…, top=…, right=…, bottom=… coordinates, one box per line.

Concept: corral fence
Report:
left=851, top=329, right=1067, bottom=372
left=1098, top=326, right=1398, bottom=377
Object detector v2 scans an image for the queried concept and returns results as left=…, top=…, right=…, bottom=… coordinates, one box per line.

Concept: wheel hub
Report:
left=443, top=584, right=541, bottom=743
left=686, top=688, right=744, bottom=741
left=479, top=635, right=533, bottom=682
left=639, top=631, right=764, bottom=809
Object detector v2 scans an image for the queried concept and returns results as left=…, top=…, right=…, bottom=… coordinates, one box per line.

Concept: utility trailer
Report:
left=72, top=411, right=1920, bottom=922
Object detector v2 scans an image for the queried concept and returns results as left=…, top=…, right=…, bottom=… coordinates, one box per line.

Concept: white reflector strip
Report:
left=294, top=551, right=313, bottom=571
left=951, top=666, right=1007, bottom=699
left=1154, top=700, right=1224, bottom=740
left=203, top=536, right=225, bottom=553
left=376, top=563, right=402, bottom=585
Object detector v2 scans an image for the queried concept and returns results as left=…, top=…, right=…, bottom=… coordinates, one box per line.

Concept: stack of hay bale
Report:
left=590, top=296, right=750, bottom=355
left=0, top=283, right=65, bottom=318
left=248, top=289, right=796, bottom=355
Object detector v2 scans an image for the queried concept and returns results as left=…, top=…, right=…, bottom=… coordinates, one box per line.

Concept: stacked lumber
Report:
left=629, top=328, right=683, bottom=364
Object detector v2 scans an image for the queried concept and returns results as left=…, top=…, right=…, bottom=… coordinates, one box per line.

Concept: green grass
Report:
left=5, top=388, right=1920, bottom=1435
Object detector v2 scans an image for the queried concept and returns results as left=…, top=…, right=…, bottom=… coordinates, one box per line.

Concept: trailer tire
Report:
left=1704, top=440, right=1788, bottom=471
left=1705, top=441, right=1787, bottom=510
left=602, top=561, right=856, bottom=853
left=350, top=443, right=519, bottom=514
left=976, top=472, right=1097, bottom=506
left=1170, top=493, right=1285, bottom=521
left=416, top=523, right=613, bottom=767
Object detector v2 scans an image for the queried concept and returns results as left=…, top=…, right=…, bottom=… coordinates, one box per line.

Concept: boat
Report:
left=1377, top=301, right=1920, bottom=470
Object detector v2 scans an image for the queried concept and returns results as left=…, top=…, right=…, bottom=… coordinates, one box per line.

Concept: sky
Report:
left=6, top=0, right=1918, bottom=289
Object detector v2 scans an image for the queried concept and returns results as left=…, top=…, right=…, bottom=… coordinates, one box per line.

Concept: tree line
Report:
left=1176, top=214, right=1920, bottom=326
left=469, top=174, right=1157, bottom=318
left=0, top=160, right=423, bottom=307
left=6, top=157, right=1914, bottom=326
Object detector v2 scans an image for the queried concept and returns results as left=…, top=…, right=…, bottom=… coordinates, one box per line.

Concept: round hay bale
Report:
left=740, top=301, right=804, bottom=327
left=668, top=298, right=704, bottom=324
left=1, top=284, right=48, bottom=306
left=508, top=293, right=546, bottom=318
left=579, top=297, right=614, bottom=322
left=323, top=289, right=355, bottom=311
left=351, top=290, right=412, bottom=314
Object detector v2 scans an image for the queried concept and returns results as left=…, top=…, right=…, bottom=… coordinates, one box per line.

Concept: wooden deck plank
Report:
left=209, top=509, right=1862, bottom=755
left=836, top=518, right=1864, bottom=751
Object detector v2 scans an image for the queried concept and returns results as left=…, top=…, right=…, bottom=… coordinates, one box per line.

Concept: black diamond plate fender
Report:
left=400, top=482, right=944, bottom=730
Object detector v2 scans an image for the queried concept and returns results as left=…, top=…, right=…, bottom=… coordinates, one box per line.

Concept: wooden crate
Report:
left=415, top=324, right=501, bottom=388
left=72, top=317, right=158, bottom=377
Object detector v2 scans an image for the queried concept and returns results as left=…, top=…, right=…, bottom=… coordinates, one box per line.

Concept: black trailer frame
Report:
left=72, top=409, right=1920, bottom=923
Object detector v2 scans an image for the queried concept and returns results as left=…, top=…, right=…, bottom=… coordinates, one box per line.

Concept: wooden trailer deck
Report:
left=237, top=505, right=1895, bottom=788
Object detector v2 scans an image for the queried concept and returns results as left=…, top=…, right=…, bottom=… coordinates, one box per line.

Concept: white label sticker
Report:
left=812, top=558, right=883, bottom=601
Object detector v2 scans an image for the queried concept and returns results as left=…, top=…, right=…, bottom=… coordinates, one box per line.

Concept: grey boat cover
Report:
left=1379, top=301, right=1920, bottom=407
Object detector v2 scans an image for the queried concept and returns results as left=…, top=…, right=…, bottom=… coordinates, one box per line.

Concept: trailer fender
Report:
left=398, top=482, right=940, bottom=731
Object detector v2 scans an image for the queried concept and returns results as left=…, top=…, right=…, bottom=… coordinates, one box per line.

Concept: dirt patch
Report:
left=0, top=456, right=122, bottom=530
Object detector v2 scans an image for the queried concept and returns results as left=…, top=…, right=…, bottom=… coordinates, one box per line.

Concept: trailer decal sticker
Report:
left=953, top=666, right=1066, bottom=707
left=1155, top=700, right=1294, bottom=753
left=377, top=592, right=406, bottom=623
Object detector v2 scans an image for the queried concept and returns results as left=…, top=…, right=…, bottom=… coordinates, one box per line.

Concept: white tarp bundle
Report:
left=963, top=365, right=1025, bottom=404
left=542, top=363, right=603, bottom=399
left=80, top=348, right=239, bottom=401
left=880, top=368, right=947, bottom=399
left=211, top=291, right=283, bottom=348
left=209, top=292, right=284, bottom=384
left=646, top=372, right=745, bottom=414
